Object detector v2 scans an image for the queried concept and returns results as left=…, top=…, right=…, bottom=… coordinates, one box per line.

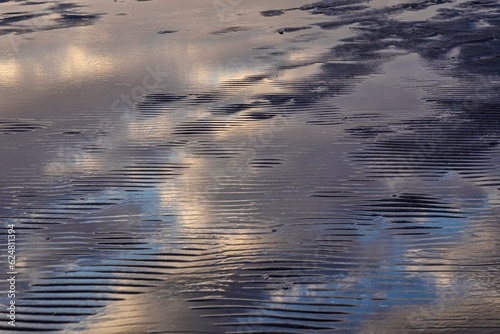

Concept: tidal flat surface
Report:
left=1, top=0, right=499, bottom=333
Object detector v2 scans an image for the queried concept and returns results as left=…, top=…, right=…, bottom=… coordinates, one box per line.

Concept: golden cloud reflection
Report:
left=0, top=44, right=115, bottom=90
left=192, top=62, right=258, bottom=87
left=44, top=149, right=108, bottom=176
left=75, top=288, right=213, bottom=334
left=158, top=154, right=210, bottom=214
left=60, top=45, right=115, bottom=81
left=0, top=58, right=22, bottom=86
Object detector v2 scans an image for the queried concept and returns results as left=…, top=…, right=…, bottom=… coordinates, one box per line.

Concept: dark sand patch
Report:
left=157, top=29, right=178, bottom=34
left=209, top=26, right=250, bottom=35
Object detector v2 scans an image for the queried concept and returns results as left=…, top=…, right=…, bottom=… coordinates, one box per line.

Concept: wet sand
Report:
left=1, top=0, right=500, bottom=333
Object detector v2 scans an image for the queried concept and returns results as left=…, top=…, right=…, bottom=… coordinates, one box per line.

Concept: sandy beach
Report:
left=1, top=0, right=499, bottom=333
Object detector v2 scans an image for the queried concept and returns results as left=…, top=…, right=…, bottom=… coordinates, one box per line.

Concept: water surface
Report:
left=1, top=0, right=499, bottom=333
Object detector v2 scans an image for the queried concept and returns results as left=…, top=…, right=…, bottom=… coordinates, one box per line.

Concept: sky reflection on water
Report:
left=1, top=0, right=500, bottom=333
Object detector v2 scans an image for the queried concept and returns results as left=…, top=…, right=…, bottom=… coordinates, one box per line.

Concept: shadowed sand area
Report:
left=1, top=0, right=499, bottom=333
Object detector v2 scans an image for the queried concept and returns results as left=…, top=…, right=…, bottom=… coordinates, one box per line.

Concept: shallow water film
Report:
left=1, top=0, right=500, bottom=333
